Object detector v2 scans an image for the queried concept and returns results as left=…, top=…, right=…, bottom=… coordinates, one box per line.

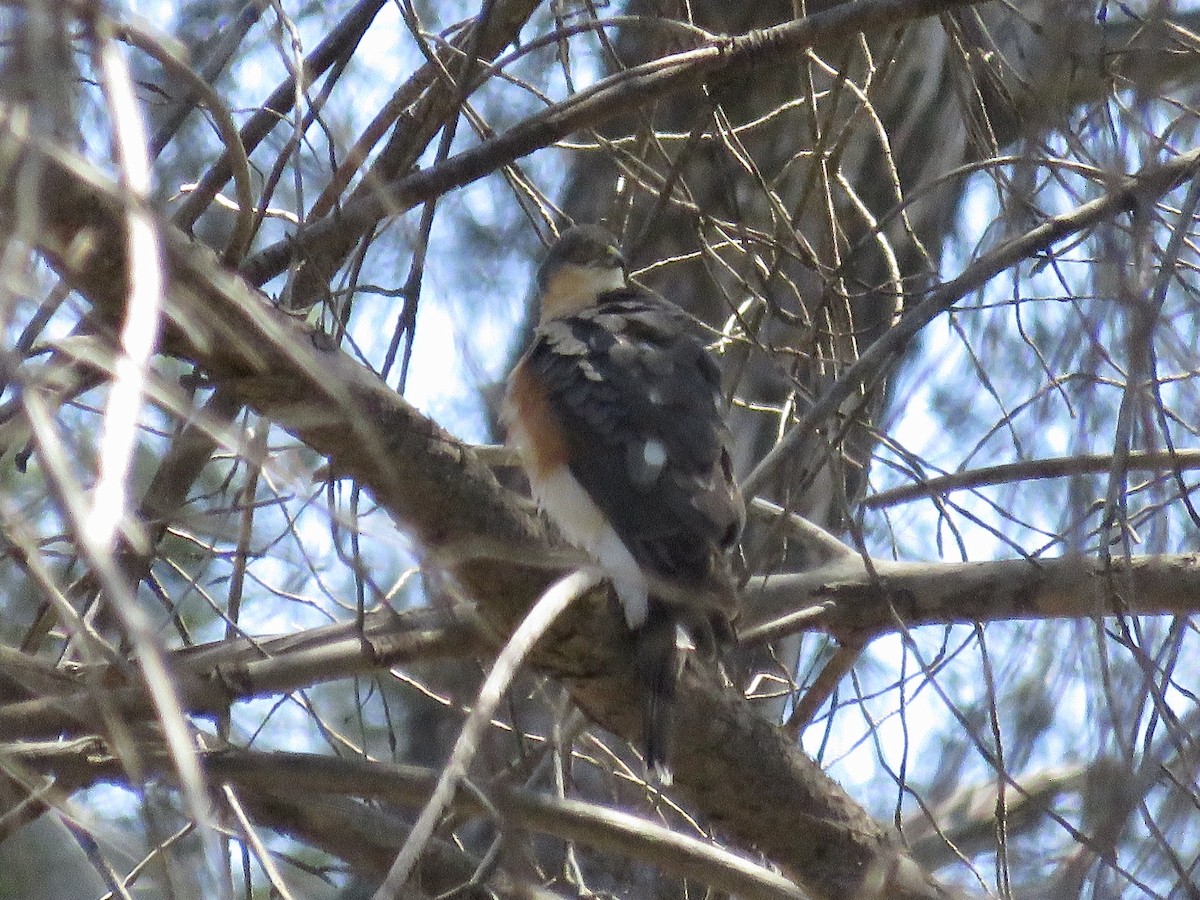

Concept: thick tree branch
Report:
left=14, top=546, right=1196, bottom=742
left=744, top=553, right=1200, bottom=645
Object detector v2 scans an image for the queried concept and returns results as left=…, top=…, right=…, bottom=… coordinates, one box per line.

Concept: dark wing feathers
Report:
left=521, top=288, right=742, bottom=591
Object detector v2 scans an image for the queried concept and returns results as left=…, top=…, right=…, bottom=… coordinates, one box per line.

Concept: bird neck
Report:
left=538, top=264, right=626, bottom=321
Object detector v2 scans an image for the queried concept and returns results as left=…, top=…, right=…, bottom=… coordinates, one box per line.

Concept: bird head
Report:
left=536, top=225, right=627, bottom=321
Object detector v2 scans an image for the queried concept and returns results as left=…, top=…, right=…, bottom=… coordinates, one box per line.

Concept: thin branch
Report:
left=749, top=496, right=858, bottom=561
left=0, top=605, right=483, bottom=742
left=120, top=20, right=255, bottom=263
left=375, top=570, right=598, bottom=899
left=866, top=449, right=1200, bottom=509
left=171, top=0, right=388, bottom=231
left=220, top=785, right=297, bottom=900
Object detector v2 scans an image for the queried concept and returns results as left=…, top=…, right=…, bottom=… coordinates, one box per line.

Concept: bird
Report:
left=501, top=224, right=744, bottom=784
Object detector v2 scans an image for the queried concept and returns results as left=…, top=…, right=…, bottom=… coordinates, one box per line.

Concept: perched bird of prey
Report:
left=502, top=224, right=744, bottom=783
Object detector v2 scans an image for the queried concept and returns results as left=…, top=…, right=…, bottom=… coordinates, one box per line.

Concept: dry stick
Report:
left=146, top=2, right=262, bottom=159
left=87, top=19, right=163, bottom=560
left=0, top=502, right=126, bottom=671
left=373, top=569, right=601, bottom=900
left=784, top=641, right=864, bottom=736
left=748, top=496, right=856, bottom=561
left=220, top=786, right=297, bottom=900
left=22, top=392, right=223, bottom=890
left=865, top=449, right=1200, bottom=509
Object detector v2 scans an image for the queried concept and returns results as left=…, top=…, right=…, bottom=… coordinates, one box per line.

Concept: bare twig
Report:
left=866, top=449, right=1200, bottom=509
left=375, top=569, right=600, bottom=900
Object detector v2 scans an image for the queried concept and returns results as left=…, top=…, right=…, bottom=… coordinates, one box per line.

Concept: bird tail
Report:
left=633, top=604, right=681, bottom=786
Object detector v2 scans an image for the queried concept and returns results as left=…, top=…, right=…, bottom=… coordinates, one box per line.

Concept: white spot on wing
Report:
left=628, top=438, right=667, bottom=487
left=643, top=439, right=667, bottom=469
